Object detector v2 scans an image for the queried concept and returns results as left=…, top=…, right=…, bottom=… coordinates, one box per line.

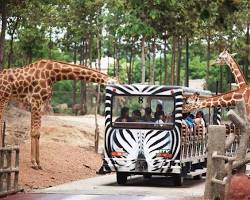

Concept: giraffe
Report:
left=183, top=87, right=245, bottom=113
left=213, top=50, right=247, bottom=88
left=183, top=50, right=250, bottom=123
left=0, top=60, right=116, bottom=169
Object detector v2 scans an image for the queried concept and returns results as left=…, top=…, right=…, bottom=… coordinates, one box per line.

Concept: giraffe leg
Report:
left=31, top=136, right=38, bottom=169
left=30, top=101, right=42, bottom=170
left=36, top=135, right=42, bottom=169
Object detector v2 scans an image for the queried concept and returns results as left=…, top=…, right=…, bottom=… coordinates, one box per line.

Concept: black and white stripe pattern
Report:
left=103, top=84, right=183, bottom=173
left=213, top=107, right=222, bottom=125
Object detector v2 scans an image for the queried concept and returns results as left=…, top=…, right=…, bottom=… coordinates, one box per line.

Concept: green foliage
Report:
left=0, top=0, right=249, bottom=104
left=17, top=26, right=47, bottom=61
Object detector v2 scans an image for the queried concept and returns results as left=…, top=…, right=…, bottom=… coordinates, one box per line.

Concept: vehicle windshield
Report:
left=112, top=95, right=175, bottom=129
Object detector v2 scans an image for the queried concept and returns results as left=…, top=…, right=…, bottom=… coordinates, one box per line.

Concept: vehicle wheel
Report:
left=202, top=172, right=206, bottom=176
left=193, top=174, right=202, bottom=180
left=173, top=174, right=184, bottom=186
left=143, top=174, right=152, bottom=179
left=117, top=172, right=127, bottom=185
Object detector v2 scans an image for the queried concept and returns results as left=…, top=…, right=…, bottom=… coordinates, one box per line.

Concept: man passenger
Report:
left=142, top=107, right=154, bottom=122
left=131, top=109, right=142, bottom=122
left=115, top=107, right=132, bottom=122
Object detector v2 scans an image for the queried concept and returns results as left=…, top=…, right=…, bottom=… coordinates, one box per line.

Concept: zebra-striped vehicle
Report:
left=101, top=84, right=218, bottom=186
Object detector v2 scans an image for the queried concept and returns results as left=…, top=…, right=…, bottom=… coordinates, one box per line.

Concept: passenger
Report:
left=195, top=111, right=206, bottom=131
left=131, top=109, right=142, bottom=122
left=115, top=107, right=132, bottom=122
left=165, top=112, right=174, bottom=123
left=154, top=104, right=165, bottom=121
left=142, top=107, right=154, bottom=122
left=186, top=114, right=194, bottom=124
left=183, top=112, right=195, bottom=132
left=155, top=113, right=165, bottom=124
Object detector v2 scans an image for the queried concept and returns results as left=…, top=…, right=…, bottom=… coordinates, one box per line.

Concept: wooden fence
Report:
left=0, top=146, right=20, bottom=196
left=204, top=101, right=249, bottom=199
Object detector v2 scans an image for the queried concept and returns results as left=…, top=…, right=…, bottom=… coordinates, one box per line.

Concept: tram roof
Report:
left=108, top=84, right=213, bottom=96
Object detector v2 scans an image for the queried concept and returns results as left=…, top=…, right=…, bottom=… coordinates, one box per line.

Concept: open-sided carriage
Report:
left=101, top=84, right=219, bottom=186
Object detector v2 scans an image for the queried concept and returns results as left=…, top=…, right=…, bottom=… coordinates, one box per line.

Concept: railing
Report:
left=181, top=124, right=207, bottom=160
left=204, top=101, right=250, bottom=200
left=0, top=120, right=21, bottom=197
left=0, top=146, right=20, bottom=196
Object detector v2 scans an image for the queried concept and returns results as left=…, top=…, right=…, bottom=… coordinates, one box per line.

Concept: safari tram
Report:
left=100, top=84, right=227, bottom=186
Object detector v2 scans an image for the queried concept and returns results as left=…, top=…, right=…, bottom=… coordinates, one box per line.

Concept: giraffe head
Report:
left=182, top=92, right=201, bottom=113
left=106, top=76, right=119, bottom=85
left=212, top=50, right=237, bottom=65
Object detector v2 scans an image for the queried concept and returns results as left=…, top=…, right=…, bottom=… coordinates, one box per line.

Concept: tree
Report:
left=0, top=0, right=7, bottom=69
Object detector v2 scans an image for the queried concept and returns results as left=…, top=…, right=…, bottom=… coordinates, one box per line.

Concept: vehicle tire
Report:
left=143, top=174, right=152, bottom=179
left=202, top=172, right=206, bottom=176
left=173, top=174, right=184, bottom=186
left=117, top=172, right=127, bottom=185
left=193, top=174, right=202, bottom=180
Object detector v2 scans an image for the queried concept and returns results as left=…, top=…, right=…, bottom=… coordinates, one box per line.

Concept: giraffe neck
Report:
left=188, top=88, right=245, bottom=111
left=225, top=55, right=247, bottom=87
left=36, top=60, right=110, bottom=84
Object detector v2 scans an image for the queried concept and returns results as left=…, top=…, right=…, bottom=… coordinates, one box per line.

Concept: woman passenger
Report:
left=115, top=107, right=132, bottom=122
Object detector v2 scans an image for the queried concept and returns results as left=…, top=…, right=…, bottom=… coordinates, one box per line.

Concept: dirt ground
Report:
left=4, top=105, right=105, bottom=191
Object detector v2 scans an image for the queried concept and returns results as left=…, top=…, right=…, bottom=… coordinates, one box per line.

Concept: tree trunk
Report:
left=7, top=18, right=19, bottom=68
left=125, top=48, right=129, bottom=81
left=176, top=36, right=182, bottom=85
left=220, top=66, right=223, bottom=92
left=170, top=35, right=176, bottom=85
left=159, top=50, right=163, bottom=84
left=82, top=40, right=87, bottom=113
left=72, top=42, right=77, bottom=107
left=163, top=36, right=168, bottom=85
left=94, top=84, right=100, bottom=153
left=148, top=48, right=151, bottom=84
left=128, top=47, right=133, bottom=84
left=79, top=81, right=85, bottom=115
left=185, top=37, right=189, bottom=87
left=116, top=38, right=120, bottom=80
left=113, top=41, right=116, bottom=77
left=28, top=50, right=32, bottom=64
left=227, top=34, right=233, bottom=90
left=141, top=36, right=146, bottom=84
left=96, top=33, right=101, bottom=113
left=48, top=28, right=52, bottom=59
left=150, top=36, right=156, bottom=84
left=94, top=32, right=101, bottom=153
left=206, top=33, right=211, bottom=89
left=8, top=35, right=14, bottom=68
left=88, top=36, right=92, bottom=67
left=0, top=0, right=7, bottom=69
left=80, top=39, right=88, bottom=115
left=244, top=23, right=249, bottom=81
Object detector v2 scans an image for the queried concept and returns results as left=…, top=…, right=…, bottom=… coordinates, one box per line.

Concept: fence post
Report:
left=0, top=150, right=3, bottom=192
left=2, top=122, right=5, bottom=147
left=0, top=146, right=20, bottom=196
left=14, top=148, right=19, bottom=190
left=6, top=150, right=12, bottom=191
left=234, top=101, right=249, bottom=173
left=204, top=125, right=226, bottom=199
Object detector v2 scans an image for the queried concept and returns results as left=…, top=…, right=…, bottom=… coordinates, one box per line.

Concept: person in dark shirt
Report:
left=131, top=109, right=142, bottom=122
left=115, top=107, right=132, bottom=122
left=142, top=107, right=154, bottom=122
left=154, top=103, right=165, bottom=121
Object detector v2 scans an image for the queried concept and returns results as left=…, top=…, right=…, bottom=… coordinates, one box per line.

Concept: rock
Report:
left=229, top=173, right=250, bottom=200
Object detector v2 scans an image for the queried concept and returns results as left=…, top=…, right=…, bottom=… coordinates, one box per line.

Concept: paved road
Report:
left=2, top=174, right=204, bottom=200
left=39, top=174, right=204, bottom=197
